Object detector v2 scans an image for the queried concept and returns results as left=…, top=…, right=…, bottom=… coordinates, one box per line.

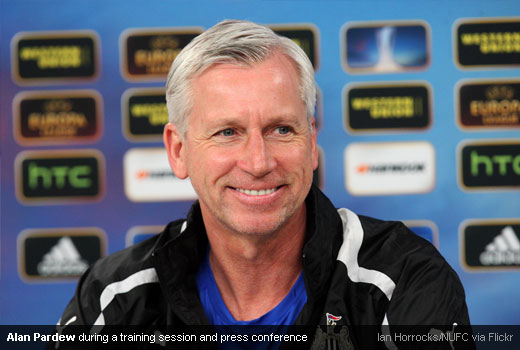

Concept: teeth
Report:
left=235, top=187, right=277, bottom=196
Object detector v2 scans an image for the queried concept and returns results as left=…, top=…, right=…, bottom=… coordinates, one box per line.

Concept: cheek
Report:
left=187, top=148, right=236, bottom=183
left=273, top=145, right=314, bottom=184
left=276, top=142, right=312, bottom=166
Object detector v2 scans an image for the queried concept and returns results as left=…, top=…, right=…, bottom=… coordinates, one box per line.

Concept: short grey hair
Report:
left=165, top=19, right=317, bottom=137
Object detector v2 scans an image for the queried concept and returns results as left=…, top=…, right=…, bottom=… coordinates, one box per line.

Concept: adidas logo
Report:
left=37, top=237, right=89, bottom=276
left=479, top=226, right=520, bottom=266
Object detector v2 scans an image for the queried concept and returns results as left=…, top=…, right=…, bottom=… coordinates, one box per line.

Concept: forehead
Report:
left=195, top=51, right=300, bottom=87
left=197, top=48, right=299, bottom=76
left=189, top=51, right=304, bottom=116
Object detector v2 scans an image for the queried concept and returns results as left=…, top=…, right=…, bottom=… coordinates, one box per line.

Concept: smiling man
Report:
left=163, top=47, right=315, bottom=323
left=54, top=20, right=473, bottom=349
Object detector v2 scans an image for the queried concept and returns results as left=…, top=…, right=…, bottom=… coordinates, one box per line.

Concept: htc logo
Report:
left=28, top=162, right=92, bottom=189
left=470, top=151, right=520, bottom=176
left=460, top=142, right=520, bottom=189
left=17, top=150, right=104, bottom=203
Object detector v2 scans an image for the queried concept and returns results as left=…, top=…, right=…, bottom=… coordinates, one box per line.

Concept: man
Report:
left=54, top=20, right=472, bottom=349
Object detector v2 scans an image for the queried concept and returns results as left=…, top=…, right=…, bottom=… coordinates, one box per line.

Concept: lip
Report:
left=227, top=185, right=285, bottom=206
left=233, top=187, right=278, bottom=196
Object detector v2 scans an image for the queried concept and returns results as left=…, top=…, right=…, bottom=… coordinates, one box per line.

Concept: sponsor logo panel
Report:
left=15, top=150, right=105, bottom=204
left=14, top=90, right=102, bottom=145
left=124, top=147, right=197, bottom=202
left=345, top=141, right=435, bottom=196
left=270, top=25, right=319, bottom=70
left=12, top=31, right=99, bottom=84
left=460, top=219, right=520, bottom=271
left=125, top=226, right=163, bottom=247
left=122, top=88, right=167, bottom=141
left=121, top=28, right=202, bottom=80
left=459, top=140, right=520, bottom=190
left=342, top=21, right=430, bottom=73
left=455, top=18, right=520, bottom=68
left=403, top=220, right=439, bottom=248
left=457, top=80, right=520, bottom=129
left=18, top=228, right=106, bottom=281
left=345, top=82, right=431, bottom=132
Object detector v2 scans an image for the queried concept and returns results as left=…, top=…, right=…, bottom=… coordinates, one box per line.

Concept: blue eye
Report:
left=220, top=129, right=235, bottom=136
left=277, top=126, right=291, bottom=134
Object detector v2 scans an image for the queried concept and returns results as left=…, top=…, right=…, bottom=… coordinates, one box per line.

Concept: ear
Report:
left=163, top=122, right=189, bottom=179
left=310, top=118, right=319, bottom=171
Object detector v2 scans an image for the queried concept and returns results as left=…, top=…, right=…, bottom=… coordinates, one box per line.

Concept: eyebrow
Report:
left=205, top=114, right=305, bottom=131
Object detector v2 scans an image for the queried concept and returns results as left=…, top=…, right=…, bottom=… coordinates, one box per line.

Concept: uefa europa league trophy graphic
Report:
left=374, top=26, right=400, bottom=72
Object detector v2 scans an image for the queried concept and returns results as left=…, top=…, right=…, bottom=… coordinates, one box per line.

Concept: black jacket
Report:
left=54, top=185, right=472, bottom=349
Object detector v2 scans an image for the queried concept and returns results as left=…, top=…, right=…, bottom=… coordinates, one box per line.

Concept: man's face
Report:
left=164, top=51, right=318, bottom=236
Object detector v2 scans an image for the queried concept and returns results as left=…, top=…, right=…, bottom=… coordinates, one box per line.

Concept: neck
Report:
left=204, top=205, right=307, bottom=321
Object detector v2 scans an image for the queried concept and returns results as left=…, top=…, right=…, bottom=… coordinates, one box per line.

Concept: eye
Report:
left=276, top=126, right=292, bottom=135
left=219, top=128, right=235, bottom=137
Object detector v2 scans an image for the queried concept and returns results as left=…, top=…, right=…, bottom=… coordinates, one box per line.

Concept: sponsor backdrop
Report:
left=1, top=0, right=519, bottom=325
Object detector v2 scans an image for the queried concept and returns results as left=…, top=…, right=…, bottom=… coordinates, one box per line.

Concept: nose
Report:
left=237, top=131, right=276, bottom=177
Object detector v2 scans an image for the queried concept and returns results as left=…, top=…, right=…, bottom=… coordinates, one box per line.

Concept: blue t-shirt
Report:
left=196, top=248, right=307, bottom=326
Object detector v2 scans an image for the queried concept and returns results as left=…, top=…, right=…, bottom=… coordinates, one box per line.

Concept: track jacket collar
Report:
left=302, top=184, right=343, bottom=301
left=152, top=202, right=209, bottom=324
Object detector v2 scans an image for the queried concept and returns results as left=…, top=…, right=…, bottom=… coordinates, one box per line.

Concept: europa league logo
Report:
left=345, top=23, right=428, bottom=73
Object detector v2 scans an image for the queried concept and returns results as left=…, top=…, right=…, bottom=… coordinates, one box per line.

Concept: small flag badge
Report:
left=326, top=313, right=342, bottom=326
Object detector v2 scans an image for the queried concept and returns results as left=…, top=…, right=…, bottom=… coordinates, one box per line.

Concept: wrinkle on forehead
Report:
left=188, top=51, right=306, bottom=129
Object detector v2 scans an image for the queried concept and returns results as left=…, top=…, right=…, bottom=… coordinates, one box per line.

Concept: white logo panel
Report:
left=124, top=147, right=197, bottom=201
left=345, top=141, right=435, bottom=195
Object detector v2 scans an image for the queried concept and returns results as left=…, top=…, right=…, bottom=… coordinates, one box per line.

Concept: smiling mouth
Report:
left=230, top=186, right=282, bottom=196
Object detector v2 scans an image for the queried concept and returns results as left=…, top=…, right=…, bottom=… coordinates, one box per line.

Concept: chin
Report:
left=230, top=223, right=280, bottom=237
left=227, top=216, right=287, bottom=237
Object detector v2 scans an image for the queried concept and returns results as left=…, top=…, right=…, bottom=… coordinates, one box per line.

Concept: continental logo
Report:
left=13, top=90, right=102, bottom=145
left=457, top=80, right=520, bottom=129
left=356, top=163, right=425, bottom=174
left=460, top=219, right=520, bottom=271
left=125, top=226, right=163, bottom=247
left=15, top=150, right=105, bottom=204
left=11, top=30, right=99, bottom=84
left=344, top=82, right=431, bottom=133
left=124, top=148, right=197, bottom=202
left=455, top=18, right=520, bottom=68
left=345, top=141, right=435, bottom=196
left=18, top=228, right=106, bottom=281
left=270, top=24, right=319, bottom=70
left=135, top=169, right=175, bottom=180
left=122, top=88, right=167, bottom=141
left=342, top=20, right=430, bottom=74
left=459, top=140, right=520, bottom=190
left=120, top=27, right=202, bottom=80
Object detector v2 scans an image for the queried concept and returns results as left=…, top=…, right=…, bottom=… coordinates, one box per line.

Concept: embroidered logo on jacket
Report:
left=311, top=314, right=354, bottom=350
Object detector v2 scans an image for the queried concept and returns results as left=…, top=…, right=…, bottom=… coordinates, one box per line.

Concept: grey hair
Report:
left=165, top=19, right=317, bottom=137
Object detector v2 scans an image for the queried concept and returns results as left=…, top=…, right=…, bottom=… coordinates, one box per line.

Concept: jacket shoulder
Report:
left=57, top=219, right=185, bottom=326
left=336, top=210, right=470, bottom=325
left=86, top=219, right=185, bottom=284
left=359, top=216, right=470, bottom=325
left=357, top=215, right=439, bottom=268
left=355, top=215, right=456, bottom=289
